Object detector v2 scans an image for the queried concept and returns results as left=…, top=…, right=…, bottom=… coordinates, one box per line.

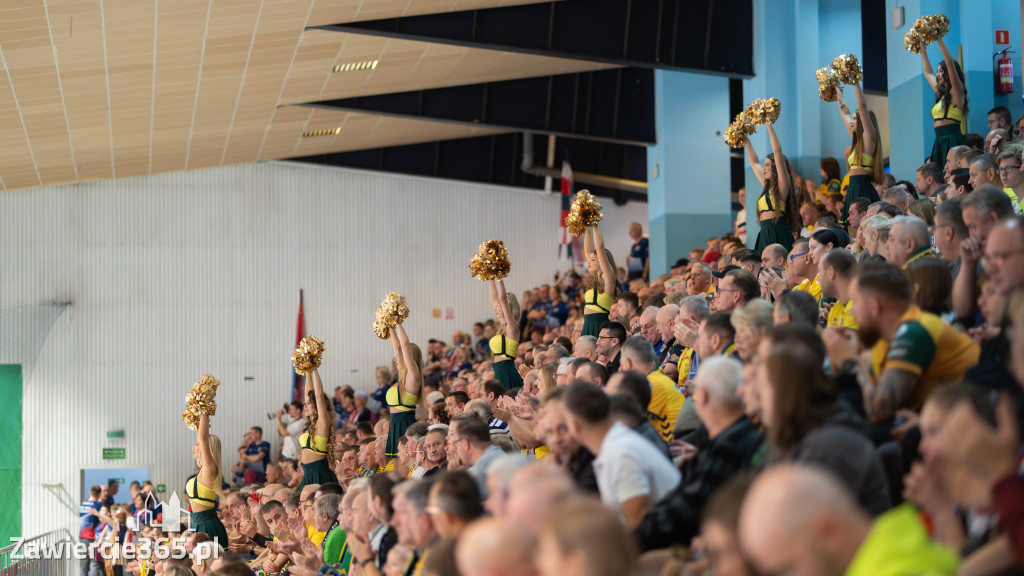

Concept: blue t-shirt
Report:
left=79, top=501, right=101, bottom=540
left=628, top=238, right=649, bottom=274
left=245, top=441, right=270, bottom=473
left=548, top=301, right=570, bottom=325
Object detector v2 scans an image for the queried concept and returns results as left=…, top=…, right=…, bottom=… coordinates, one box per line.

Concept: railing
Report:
left=0, top=529, right=74, bottom=576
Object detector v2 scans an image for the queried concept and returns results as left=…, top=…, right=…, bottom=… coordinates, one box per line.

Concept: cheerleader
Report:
left=488, top=278, right=523, bottom=390
left=297, top=369, right=338, bottom=489
left=580, top=223, right=622, bottom=337
left=186, top=413, right=228, bottom=544
left=835, top=81, right=883, bottom=223
left=385, top=324, right=423, bottom=458
left=745, top=122, right=798, bottom=252
left=920, top=36, right=968, bottom=166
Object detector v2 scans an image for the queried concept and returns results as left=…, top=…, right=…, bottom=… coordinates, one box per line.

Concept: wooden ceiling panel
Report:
left=0, top=0, right=611, bottom=191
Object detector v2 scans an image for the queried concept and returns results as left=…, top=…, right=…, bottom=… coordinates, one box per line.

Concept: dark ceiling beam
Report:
left=310, top=0, right=753, bottom=78
left=291, top=68, right=655, bottom=146
left=289, top=133, right=648, bottom=205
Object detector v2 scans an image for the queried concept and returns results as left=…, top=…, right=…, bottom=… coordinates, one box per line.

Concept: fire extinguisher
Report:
left=995, top=47, right=1015, bottom=94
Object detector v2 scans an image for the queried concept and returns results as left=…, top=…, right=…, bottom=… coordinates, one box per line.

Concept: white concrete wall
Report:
left=0, top=160, right=646, bottom=537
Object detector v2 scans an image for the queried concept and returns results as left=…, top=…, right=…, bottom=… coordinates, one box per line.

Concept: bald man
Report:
left=455, top=517, right=539, bottom=576
left=739, top=464, right=958, bottom=576
left=885, top=215, right=935, bottom=268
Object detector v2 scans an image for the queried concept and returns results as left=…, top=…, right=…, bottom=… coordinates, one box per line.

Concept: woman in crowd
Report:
left=919, top=35, right=969, bottom=164
left=489, top=278, right=524, bottom=390
left=187, top=413, right=229, bottom=543
left=756, top=344, right=891, bottom=515
left=745, top=122, right=798, bottom=252
left=835, top=80, right=883, bottom=223
left=386, top=324, right=423, bottom=458
left=858, top=214, right=893, bottom=263
left=298, top=369, right=338, bottom=489
left=580, top=222, right=621, bottom=337
left=819, top=157, right=843, bottom=202
left=731, top=300, right=774, bottom=362
left=906, top=258, right=954, bottom=319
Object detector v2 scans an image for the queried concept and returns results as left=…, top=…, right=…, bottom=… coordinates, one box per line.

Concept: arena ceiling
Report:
left=0, top=0, right=752, bottom=196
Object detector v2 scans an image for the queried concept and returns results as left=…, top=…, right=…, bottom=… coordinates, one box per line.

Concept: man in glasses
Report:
left=996, top=143, right=1024, bottom=215
left=595, top=321, right=626, bottom=376
left=954, top=186, right=1015, bottom=321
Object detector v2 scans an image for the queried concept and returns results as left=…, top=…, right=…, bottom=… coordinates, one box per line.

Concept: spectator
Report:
left=562, top=382, right=680, bottom=530
left=626, top=222, right=649, bottom=281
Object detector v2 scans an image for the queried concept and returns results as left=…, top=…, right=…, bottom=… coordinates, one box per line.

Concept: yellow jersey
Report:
left=646, top=370, right=685, bottom=442
left=869, top=307, right=979, bottom=410
left=827, top=300, right=858, bottom=330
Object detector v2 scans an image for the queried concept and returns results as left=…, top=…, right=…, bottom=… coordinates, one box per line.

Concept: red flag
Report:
left=560, top=161, right=574, bottom=257
left=292, top=290, right=305, bottom=403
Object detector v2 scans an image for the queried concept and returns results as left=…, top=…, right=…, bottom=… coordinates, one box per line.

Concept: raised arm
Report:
left=836, top=93, right=855, bottom=137
left=920, top=46, right=938, bottom=92
left=275, top=412, right=289, bottom=438
left=766, top=123, right=790, bottom=202
left=936, top=38, right=964, bottom=108
left=592, top=225, right=617, bottom=295
left=395, top=325, right=422, bottom=396
left=744, top=139, right=765, bottom=186
left=853, top=83, right=876, bottom=154
left=311, top=370, right=330, bottom=436
left=495, top=279, right=520, bottom=341
left=583, top=226, right=595, bottom=256
left=197, top=414, right=218, bottom=484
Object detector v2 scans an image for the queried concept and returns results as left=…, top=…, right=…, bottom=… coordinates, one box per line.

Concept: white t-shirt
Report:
left=281, top=416, right=306, bottom=461
left=593, top=422, right=681, bottom=520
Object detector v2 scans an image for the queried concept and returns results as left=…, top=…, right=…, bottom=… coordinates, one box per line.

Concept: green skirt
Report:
left=191, top=508, right=228, bottom=545
left=842, top=174, right=880, bottom=224
left=754, top=217, right=794, bottom=253
left=493, top=359, right=524, bottom=391
left=386, top=410, right=417, bottom=458
left=930, top=123, right=968, bottom=166
left=581, top=312, right=609, bottom=337
left=298, top=458, right=338, bottom=491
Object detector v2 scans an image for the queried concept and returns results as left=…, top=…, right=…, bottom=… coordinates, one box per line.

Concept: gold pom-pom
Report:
left=565, top=190, right=604, bottom=237
left=816, top=67, right=842, bottom=103
left=182, top=374, right=220, bottom=430
left=723, top=122, right=746, bottom=148
left=831, top=54, right=863, bottom=85
left=374, top=292, right=410, bottom=340
left=292, top=335, right=325, bottom=375
left=744, top=98, right=781, bottom=125
left=469, top=240, right=511, bottom=281
left=905, top=13, right=949, bottom=54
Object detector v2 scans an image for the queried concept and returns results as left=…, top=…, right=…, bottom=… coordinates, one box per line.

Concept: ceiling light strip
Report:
left=302, top=127, right=341, bottom=138
left=332, top=60, right=378, bottom=73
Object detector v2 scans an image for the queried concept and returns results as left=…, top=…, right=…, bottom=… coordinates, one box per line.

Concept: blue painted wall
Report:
left=819, top=0, right=865, bottom=169
left=886, top=0, right=1022, bottom=179
left=647, top=70, right=731, bottom=277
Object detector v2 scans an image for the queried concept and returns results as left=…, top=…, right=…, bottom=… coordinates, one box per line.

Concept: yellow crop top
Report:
left=848, top=150, right=874, bottom=173
left=756, top=193, right=784, bottom=214
left=386, top=383, right=418, bottom=412
left=186, top=475, right=217, bottom=506
left=299, top=430, right=329, bottom=455
left=931, top=101, right=967, bottom=135
left=584, top=288, right=614, bottom=314
left=489, top=335, right=518, bottom=360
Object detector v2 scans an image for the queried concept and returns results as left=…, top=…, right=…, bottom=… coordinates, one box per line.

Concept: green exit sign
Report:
left=106, top=429, right=124, bottom=439
left=156, top=484, right=166, bottom=494
left=102, top=448, right=125, bottom=460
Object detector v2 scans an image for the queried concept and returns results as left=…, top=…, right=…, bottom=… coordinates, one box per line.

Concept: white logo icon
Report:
left=126, top=491, right=188, bottom=533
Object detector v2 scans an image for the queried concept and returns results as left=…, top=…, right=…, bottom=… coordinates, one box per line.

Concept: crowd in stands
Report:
left=75, top=47, right=1024, bottom=576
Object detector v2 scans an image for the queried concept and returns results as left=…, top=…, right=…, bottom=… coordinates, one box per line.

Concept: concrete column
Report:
left=646, top=70, right=732, bottom=278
